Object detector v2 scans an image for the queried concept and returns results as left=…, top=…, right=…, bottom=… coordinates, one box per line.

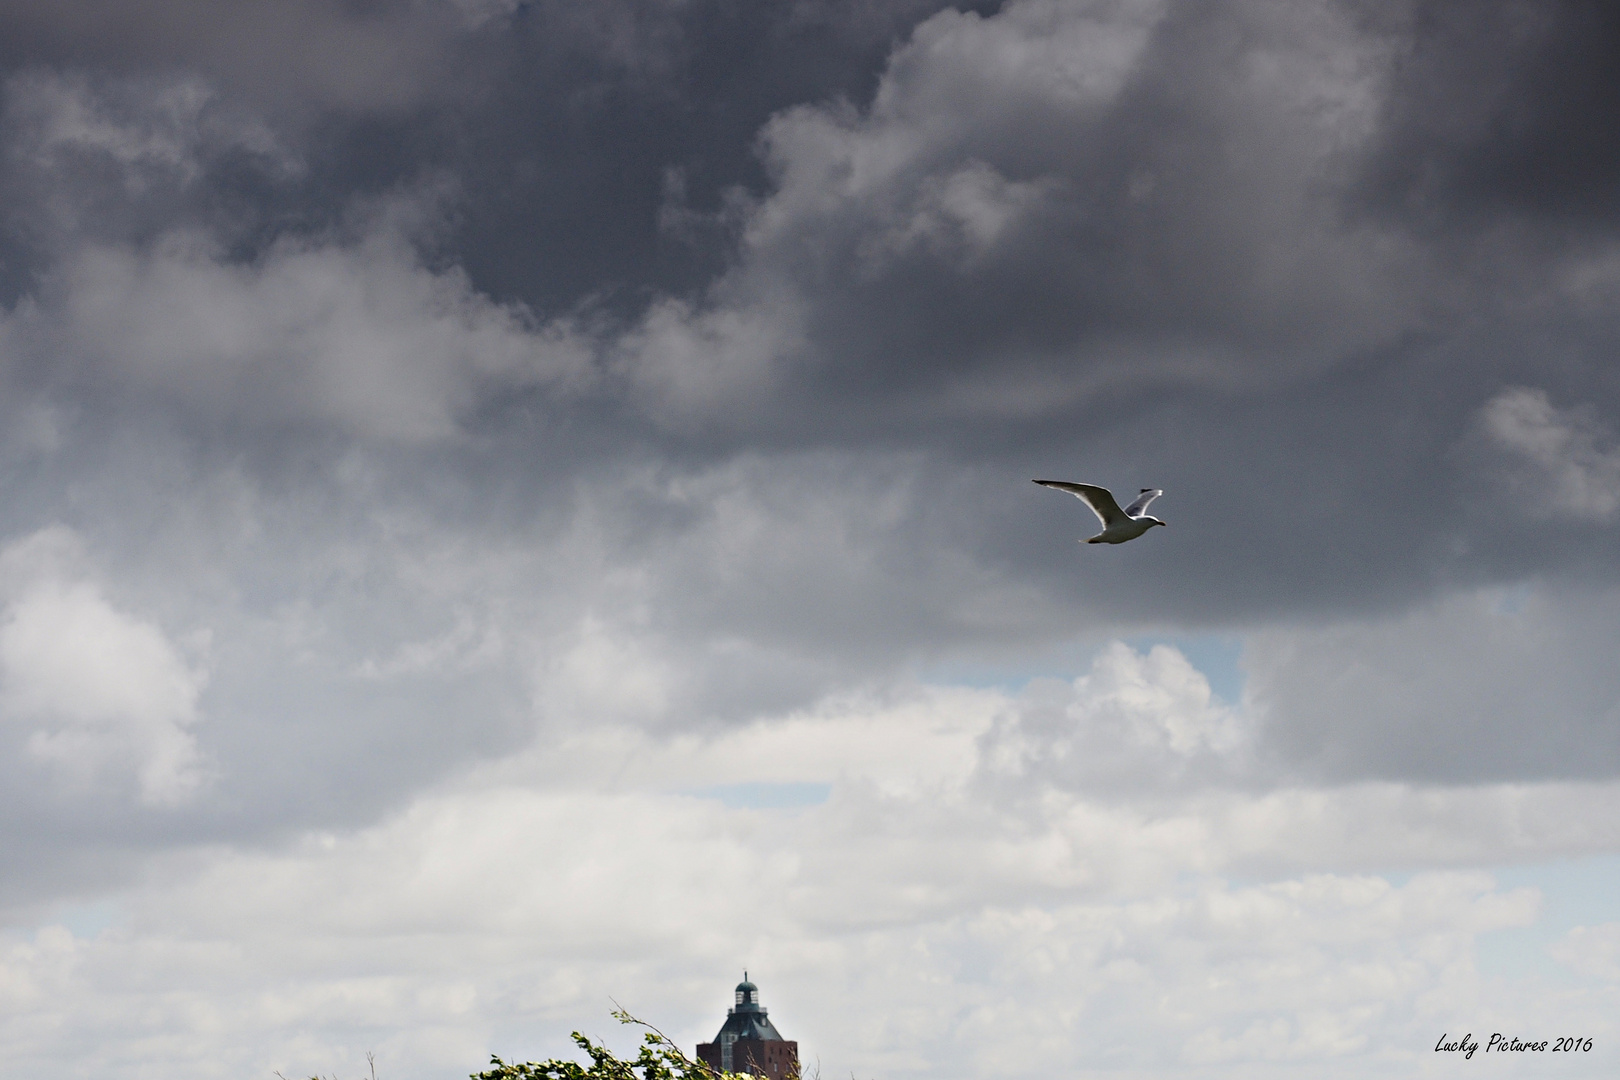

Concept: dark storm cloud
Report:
left=4, top=10, right=1620, bottom=1071
left=0, top=0, right=471, bottom=114
left=437, top=0, right=1008, bottom=311
left=612, top=0, right=1412, bottom=426
left=2, top=0, right=1620, bottom=880
left=1357, top=0, right=1620, bottom=229
left=0, top=0, right=1004, bottom=308
left=579, top=0, right=1620, bottom=627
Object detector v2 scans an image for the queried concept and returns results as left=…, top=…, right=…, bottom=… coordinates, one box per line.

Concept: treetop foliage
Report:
left=472, top=1009, right=775, bottom=1080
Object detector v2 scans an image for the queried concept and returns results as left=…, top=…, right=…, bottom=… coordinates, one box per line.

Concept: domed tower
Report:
left=695, top=974, right=799, bottom=1079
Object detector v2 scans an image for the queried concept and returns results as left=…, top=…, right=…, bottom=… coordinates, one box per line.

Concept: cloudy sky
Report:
left=2, top=1, right=1619, bottom=1077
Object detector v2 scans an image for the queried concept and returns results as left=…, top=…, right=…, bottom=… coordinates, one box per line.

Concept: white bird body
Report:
left=1033, top=480, right=1166, bottom=544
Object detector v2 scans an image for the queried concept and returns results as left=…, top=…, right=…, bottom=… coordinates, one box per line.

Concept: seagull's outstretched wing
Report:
left=1123, top=488, right=1163, bottom=517
left=1033, top=480, right=1126, bottom=527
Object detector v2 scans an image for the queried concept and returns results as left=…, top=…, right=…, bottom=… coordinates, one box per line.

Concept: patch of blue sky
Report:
left=920, top=632, right=1247, bottom=705
left=686, top=782, right=832, bottom=810
left=1474, top=853, right=1620, bottom=984
left=1490, top=582, right=1533, bottom=616
left=1215, top=856, right=1616, bottom=987
left=1120, top=632, right=1246, bottom=704
left=50, top=899, right=124, bottom=939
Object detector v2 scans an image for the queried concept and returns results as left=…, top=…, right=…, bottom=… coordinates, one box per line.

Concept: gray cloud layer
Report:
left=1, top=0, right=1619, bottom=921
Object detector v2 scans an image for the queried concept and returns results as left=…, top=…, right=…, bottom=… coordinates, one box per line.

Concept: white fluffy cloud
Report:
left=1551, top=922, right=1620, bottom=981
left=0, top=527, right=208, bottom=805
left=981, top=642, right=1247, bottom=794
left=2, top=662, right=1618, bottom=1079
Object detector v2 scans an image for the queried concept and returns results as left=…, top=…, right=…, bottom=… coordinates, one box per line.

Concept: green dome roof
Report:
left=714, top=974, right=785, bottom=1042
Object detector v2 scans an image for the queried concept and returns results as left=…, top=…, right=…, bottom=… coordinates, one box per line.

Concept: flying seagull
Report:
left=1033, top=481, right=1166, bottom=544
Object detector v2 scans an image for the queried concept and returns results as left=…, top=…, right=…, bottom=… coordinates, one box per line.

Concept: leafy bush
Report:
left=277, top=1007, right=791, bottom=1080
left=473, top=1009, right=776, bottom=1080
